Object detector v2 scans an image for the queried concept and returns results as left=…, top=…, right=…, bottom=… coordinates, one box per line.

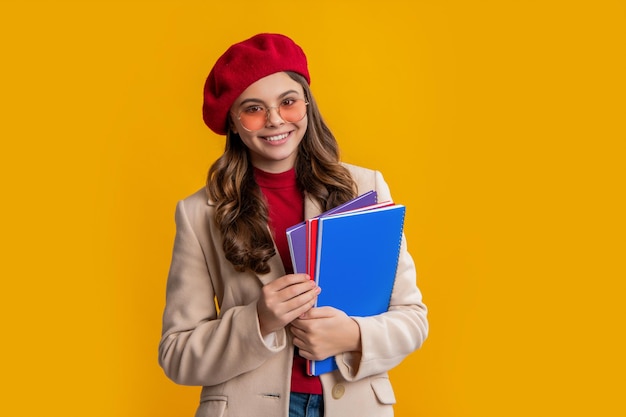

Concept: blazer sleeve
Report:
left=158, top=198, right=287, bottom=386
left=335, top=169, right=429, bottom=380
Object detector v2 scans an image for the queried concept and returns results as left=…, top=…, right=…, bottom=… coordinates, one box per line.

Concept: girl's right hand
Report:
left=257, top=274, right=320, bottom=337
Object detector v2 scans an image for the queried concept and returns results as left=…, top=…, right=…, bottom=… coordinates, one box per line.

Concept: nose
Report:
left=265, top=106, right=285, bottom=127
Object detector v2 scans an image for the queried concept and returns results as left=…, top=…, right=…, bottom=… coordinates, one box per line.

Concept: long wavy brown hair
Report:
left=207, top=72, right=357, bottom=274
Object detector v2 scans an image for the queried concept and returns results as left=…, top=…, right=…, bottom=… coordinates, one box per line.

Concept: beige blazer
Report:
left=159, top=163, right=428, bottom=417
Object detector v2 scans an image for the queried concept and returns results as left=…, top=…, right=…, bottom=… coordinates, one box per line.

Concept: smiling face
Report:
left=230, top=72, right=308, bottom=173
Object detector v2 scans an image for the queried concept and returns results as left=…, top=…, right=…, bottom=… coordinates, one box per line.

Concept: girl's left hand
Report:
left=290, top=307, right=362, bottom=361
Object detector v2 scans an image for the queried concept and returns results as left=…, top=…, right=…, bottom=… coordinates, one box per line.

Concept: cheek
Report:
left=297, top=118, right=308, bottom=137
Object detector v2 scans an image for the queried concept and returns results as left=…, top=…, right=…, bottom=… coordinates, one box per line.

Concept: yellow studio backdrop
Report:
left=0, top=0, right=624, bottom=416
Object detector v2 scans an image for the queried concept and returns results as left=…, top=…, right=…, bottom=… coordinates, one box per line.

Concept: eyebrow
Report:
left=238, top=90, right=302, bottom=107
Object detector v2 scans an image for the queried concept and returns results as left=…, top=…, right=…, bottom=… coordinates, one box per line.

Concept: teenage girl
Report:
left=158, top=33, right=428, bottom=417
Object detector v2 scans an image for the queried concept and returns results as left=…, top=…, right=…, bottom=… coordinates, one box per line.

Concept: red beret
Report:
left=202, top=33, right=311, bottom=135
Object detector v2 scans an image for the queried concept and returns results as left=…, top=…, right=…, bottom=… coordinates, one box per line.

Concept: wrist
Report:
left=348, top=318, right=362, bottom=352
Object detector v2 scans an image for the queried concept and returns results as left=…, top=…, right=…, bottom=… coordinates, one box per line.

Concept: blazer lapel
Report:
left=304, top=192, right=324, bottom=220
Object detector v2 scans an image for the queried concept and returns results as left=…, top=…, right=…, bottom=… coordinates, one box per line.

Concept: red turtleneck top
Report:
left=254, top=167, right=323, bottom=395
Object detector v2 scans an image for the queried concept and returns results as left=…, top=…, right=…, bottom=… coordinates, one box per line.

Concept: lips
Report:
left=261, top=132, right=290, bottom=142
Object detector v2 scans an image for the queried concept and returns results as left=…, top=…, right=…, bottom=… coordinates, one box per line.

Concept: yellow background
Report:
left=1, top=0, right=624, bottom=416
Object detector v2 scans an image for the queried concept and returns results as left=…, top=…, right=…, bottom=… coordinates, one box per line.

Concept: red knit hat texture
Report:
left=202, top=33, right=311, bottom=135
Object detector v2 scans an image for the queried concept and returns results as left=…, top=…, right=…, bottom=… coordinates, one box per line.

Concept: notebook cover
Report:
left=307, top=204, right=406, bottom=376
left=286, top=190, right=378, bottom=274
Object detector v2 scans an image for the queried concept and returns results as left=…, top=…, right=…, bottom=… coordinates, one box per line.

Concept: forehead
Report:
left=233, top=72, right=304, bottom=106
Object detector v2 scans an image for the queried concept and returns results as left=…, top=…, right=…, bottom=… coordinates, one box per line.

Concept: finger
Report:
left=284, top=281, right=318, bottom=302
left=298, top=305, right=336, bottom=320
left=290, top=328, right=305, bottom=344
left=282, top=285, right=320, bottom=314
left=280, top=291, right=318, bottom=325
left=291, top=322, right=314, bottom=339
left=267, top=274, right=312, bottom=292
left=293, top=343, right=315, bottom=359
left=266, top=280, right=316, bottom=305
left=259, top=284, right=318, bottom=329
left=296, top=348, right=314, bottom=360
left=290, top=320, right=304, bottom=332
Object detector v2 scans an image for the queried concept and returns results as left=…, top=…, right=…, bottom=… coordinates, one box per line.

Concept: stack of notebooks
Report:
left=286, top=190, right=406, bottom=376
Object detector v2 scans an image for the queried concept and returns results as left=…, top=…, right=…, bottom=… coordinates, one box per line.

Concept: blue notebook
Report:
left=286, top=191, right=378, bottom=274
left=307, top=204, right=406, bottom=376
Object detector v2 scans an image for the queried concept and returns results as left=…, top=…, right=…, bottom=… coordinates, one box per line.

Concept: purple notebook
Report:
left=286, top=190, right=378, bottom=274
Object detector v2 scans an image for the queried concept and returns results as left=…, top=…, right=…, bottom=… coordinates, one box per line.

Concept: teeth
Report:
left=264, top=132, right=289, bottom=142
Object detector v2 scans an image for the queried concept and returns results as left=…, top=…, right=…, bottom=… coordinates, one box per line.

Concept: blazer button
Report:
left=331, top=384, right=345, bottom=399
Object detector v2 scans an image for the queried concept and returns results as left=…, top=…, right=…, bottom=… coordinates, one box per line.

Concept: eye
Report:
left=281, top=98, right=297, bottom=107
left=243, top=105, right=265, bottom=114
